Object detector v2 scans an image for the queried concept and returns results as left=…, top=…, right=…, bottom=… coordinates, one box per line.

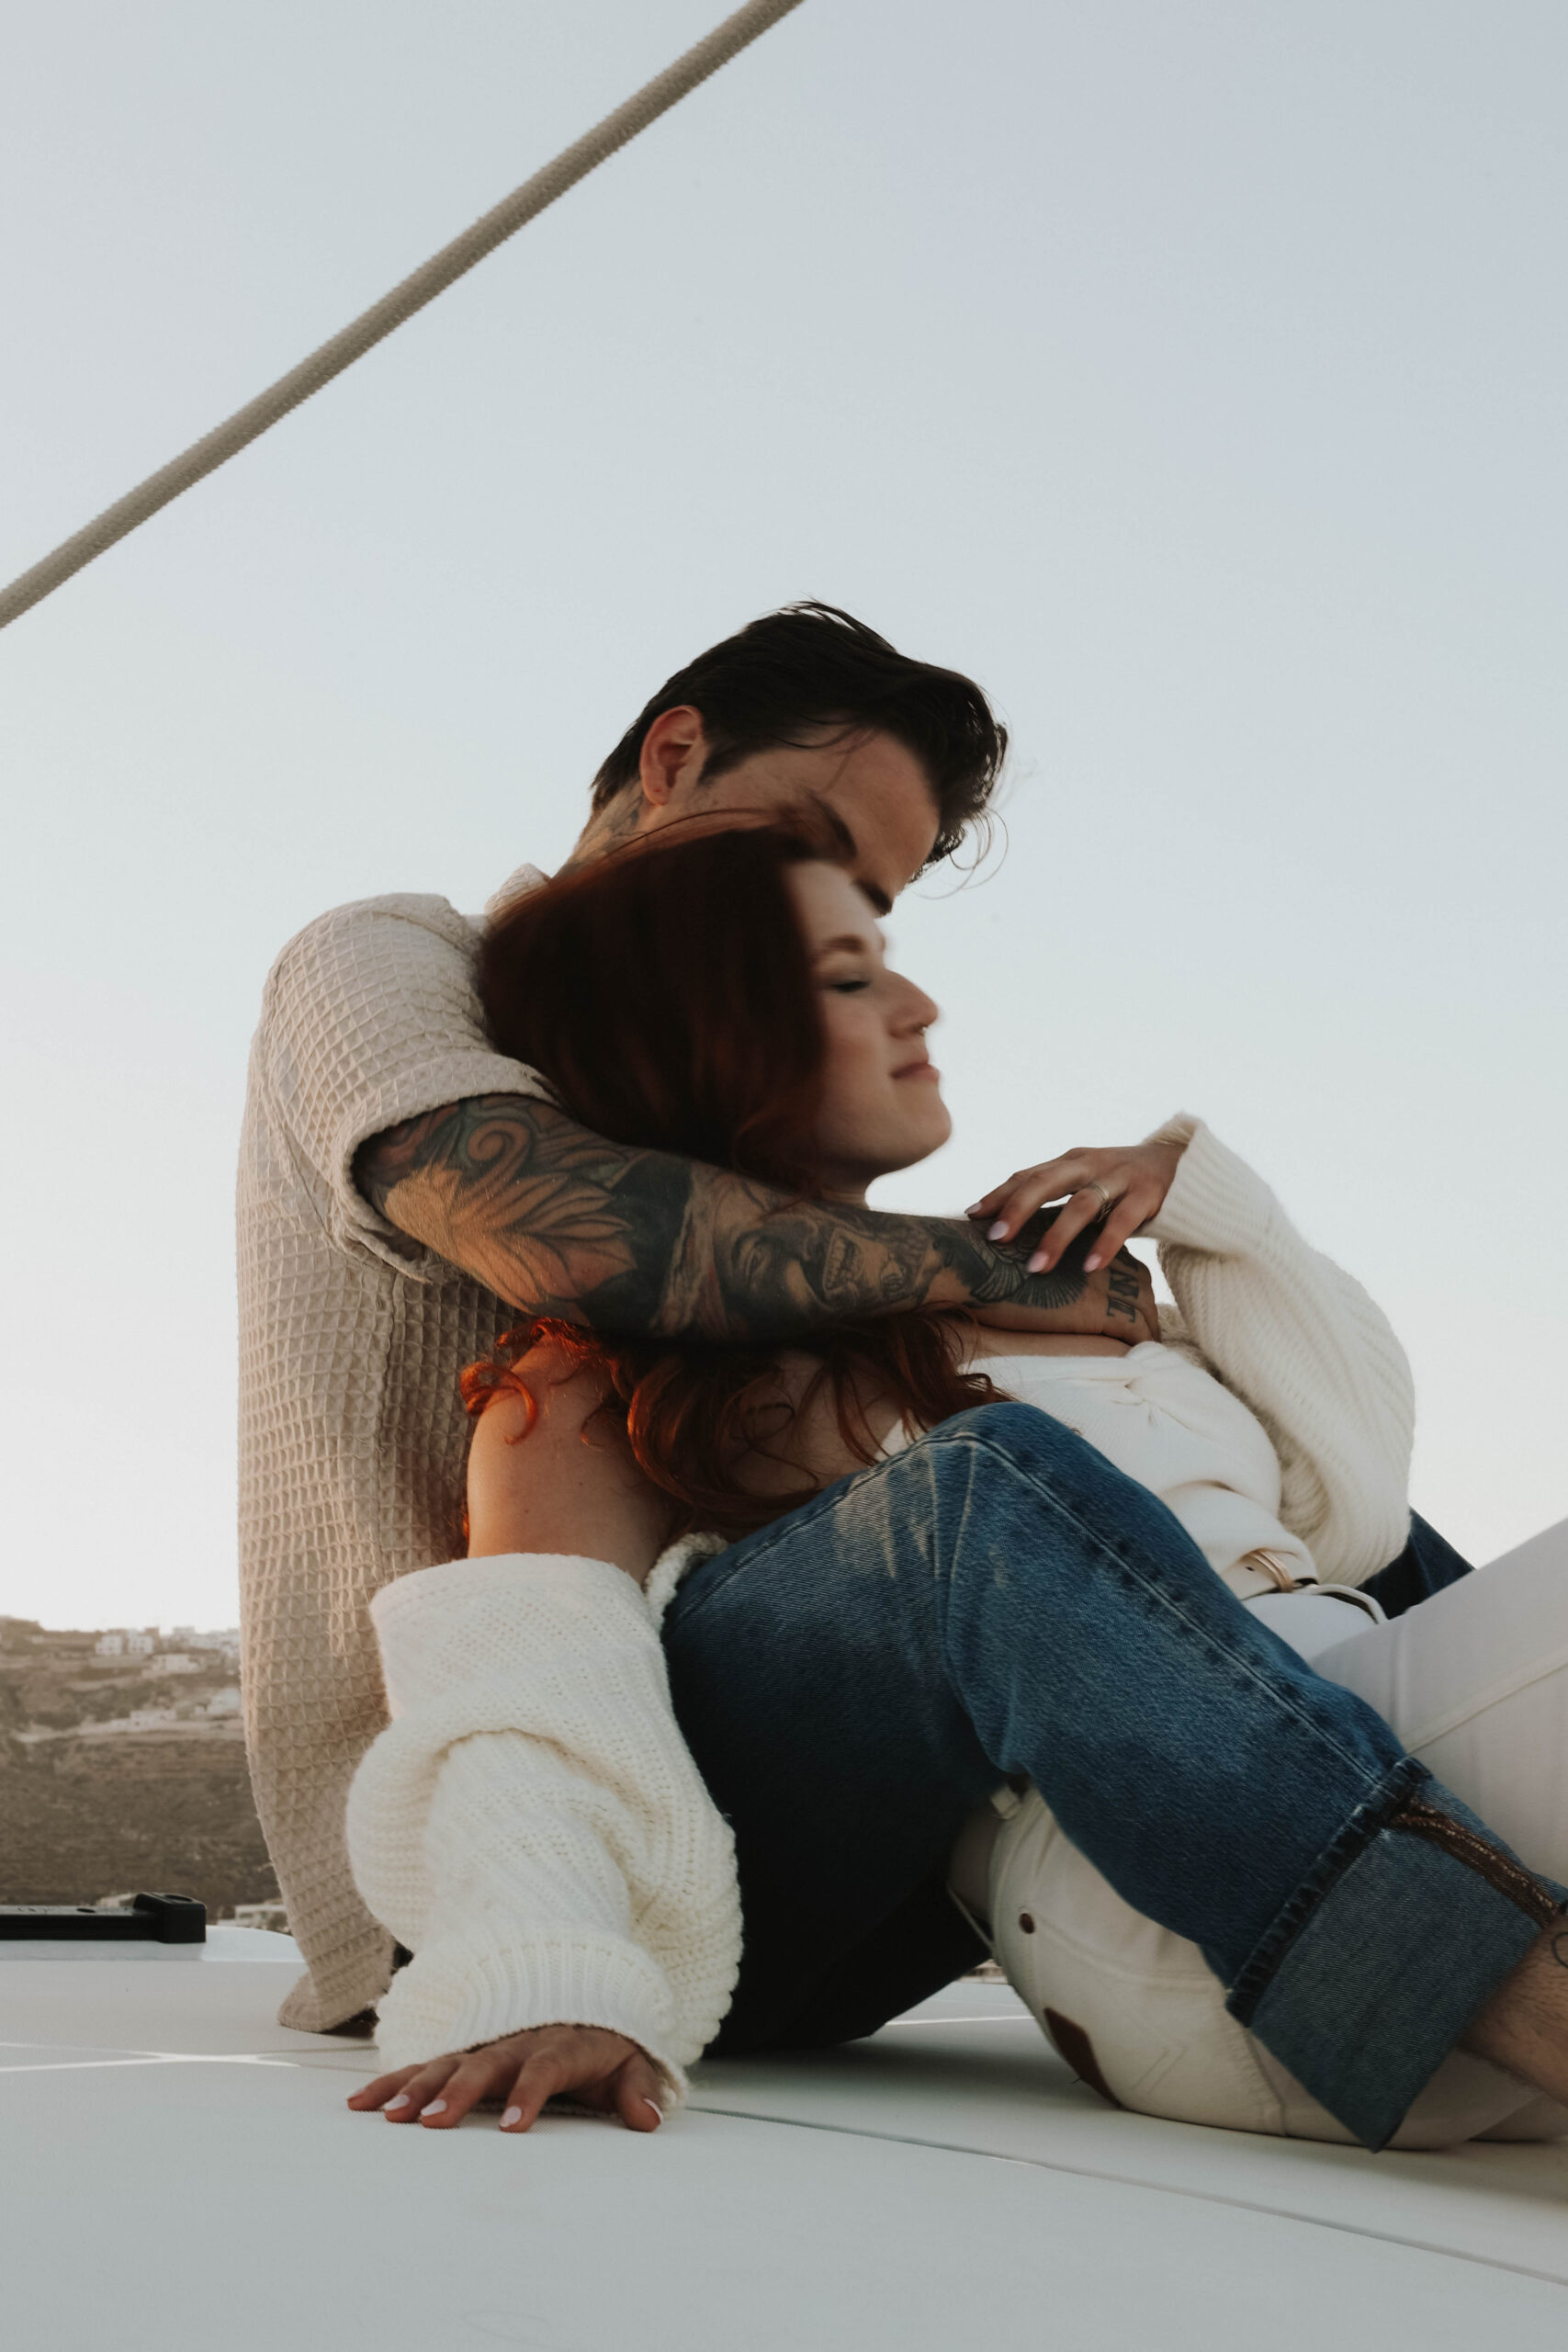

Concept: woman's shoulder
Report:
left=464, top=1333, right=669, bottom=1581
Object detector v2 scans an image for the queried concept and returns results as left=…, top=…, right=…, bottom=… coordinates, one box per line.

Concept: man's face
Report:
left=632, top=711, right=942, bottom=911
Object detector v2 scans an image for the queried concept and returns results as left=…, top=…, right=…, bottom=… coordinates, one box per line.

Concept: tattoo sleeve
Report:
left=354, top=1093, right=1151, bottom=1345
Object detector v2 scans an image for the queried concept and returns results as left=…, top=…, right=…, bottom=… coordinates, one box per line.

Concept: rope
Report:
left=0, top=0, right=806, bottom=633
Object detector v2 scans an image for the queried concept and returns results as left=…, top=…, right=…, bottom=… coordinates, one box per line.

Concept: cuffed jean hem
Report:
left=1230, top=1772, right=1566, bottom=2150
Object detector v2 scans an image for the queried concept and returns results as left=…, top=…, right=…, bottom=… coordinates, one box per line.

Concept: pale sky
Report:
left=3, top=0, right=1564, bottom=1629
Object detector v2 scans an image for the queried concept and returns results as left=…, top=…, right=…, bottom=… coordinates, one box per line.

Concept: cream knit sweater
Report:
left=346, top=1555, right=740, bottom=2093
left=1145, top=1115, right=1414, bottom=1584
left=345, top=1119, right=1416, bottom=2084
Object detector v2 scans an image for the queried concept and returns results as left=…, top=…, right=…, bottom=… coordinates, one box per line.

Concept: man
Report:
left=239, top=601, right=1565, bottom=2146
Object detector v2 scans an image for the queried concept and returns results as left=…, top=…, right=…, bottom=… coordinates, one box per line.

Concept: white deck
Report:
left=6, top=1937, right=1568, bottom=2347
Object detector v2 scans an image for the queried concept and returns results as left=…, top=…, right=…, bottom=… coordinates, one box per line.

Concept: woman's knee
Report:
left=921, top=1399, right=1118, bottom=1483
left=911, top=1399, right=1202, bottom=1559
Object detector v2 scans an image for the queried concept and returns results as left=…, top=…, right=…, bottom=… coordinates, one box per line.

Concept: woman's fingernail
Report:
left=965, top=1203, right=985, bottom=1217
left=987, top=1220, right=1010, bottom=1241
left=643, top=2099, right=664, bottom=2123
left=1027, top=1251, right=1047, bottom=1273
left=501, top=2107, right=523, bottom=2129
left=1083, top=1252, right=1100, bottom=1272
left=420, top=2098, right=447, bottom=2117
left=385, top=2092, right=411, bottom=2110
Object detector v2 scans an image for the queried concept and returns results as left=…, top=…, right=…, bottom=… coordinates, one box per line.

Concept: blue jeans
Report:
left=661, top=1405, right=1562, bottom=2150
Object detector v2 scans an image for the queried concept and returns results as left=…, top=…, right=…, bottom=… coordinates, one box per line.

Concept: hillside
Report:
left=0, top=1619, right=278, bottom=1922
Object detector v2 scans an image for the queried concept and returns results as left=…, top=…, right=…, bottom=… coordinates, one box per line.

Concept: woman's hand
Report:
left=347, top=2021, right=666, bottom=2135
left=968, top=1139, right=1187, bottom=1277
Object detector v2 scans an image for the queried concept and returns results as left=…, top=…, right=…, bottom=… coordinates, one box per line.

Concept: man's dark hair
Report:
left=589, top=602, right=1007, bottom=866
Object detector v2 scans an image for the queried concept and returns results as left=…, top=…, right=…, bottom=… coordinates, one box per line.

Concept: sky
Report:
left=2, top=0, right=1564, bottom=1630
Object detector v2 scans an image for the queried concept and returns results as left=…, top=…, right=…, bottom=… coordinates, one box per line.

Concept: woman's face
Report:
left=786, top=859, right=951, bottom=1200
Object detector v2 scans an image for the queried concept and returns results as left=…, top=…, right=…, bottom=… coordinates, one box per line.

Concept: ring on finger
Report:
left=1083, top=1179, right=1117, bottom=1220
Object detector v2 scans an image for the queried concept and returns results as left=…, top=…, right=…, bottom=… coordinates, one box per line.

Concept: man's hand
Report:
left=967, top=1140, right=1187, bottom=1279
left=968, top=1224, right=1160, bottom=1343
left=347, top=2022, right=666, bottom=2135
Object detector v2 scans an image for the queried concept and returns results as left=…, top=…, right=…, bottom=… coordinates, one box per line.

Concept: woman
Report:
left=346, top=819, right=1568, bottom=2147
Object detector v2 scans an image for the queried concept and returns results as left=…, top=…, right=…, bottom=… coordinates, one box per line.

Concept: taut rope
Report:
left=0, top=0, right=805, bottom=632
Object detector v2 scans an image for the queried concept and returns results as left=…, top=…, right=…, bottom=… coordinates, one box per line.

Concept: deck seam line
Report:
left=683, top=2101, right=1568, bottom=2291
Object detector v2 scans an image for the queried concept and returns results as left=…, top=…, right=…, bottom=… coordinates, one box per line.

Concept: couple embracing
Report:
left=238, top=602, right=1568, bottom=2155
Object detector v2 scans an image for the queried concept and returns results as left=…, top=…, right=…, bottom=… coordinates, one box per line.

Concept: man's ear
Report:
left=637, top=705, right=708, bottom=808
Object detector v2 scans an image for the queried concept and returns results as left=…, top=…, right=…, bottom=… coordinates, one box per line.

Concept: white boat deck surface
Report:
left=6, top=1933, right=1568, bottom=2348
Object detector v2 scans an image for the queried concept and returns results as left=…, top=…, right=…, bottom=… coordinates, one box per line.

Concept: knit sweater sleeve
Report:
left=256, top=892, right=553, bottom=1273
left=344, top=1553, right=741, bottom=2098
left=1142, top=1117, right=1414, bottom=1585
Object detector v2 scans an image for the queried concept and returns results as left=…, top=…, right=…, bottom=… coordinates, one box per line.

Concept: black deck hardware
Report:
left=0, top=1894, right=207, bottom=1942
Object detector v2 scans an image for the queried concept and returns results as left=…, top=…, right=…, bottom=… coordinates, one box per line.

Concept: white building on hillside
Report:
left=148, top=1653, right=197, bottom=1676
left=231, top=1901, right=288, bottom=1933
left=172, top=1626, right=241, bottom=1657
left=95, top=1629, right=155, bottom=1659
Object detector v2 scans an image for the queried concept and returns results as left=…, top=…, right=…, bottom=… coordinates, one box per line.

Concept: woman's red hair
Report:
left=461, top=818, right=1004, bottom=1543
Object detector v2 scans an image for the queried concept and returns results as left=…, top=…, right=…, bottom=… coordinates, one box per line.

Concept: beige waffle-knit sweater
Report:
left=237, top=877, right=552, bottom=2032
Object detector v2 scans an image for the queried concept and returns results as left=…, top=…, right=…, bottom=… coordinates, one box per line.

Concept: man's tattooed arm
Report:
left=354, top=1094, right=1157, bottom=1345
